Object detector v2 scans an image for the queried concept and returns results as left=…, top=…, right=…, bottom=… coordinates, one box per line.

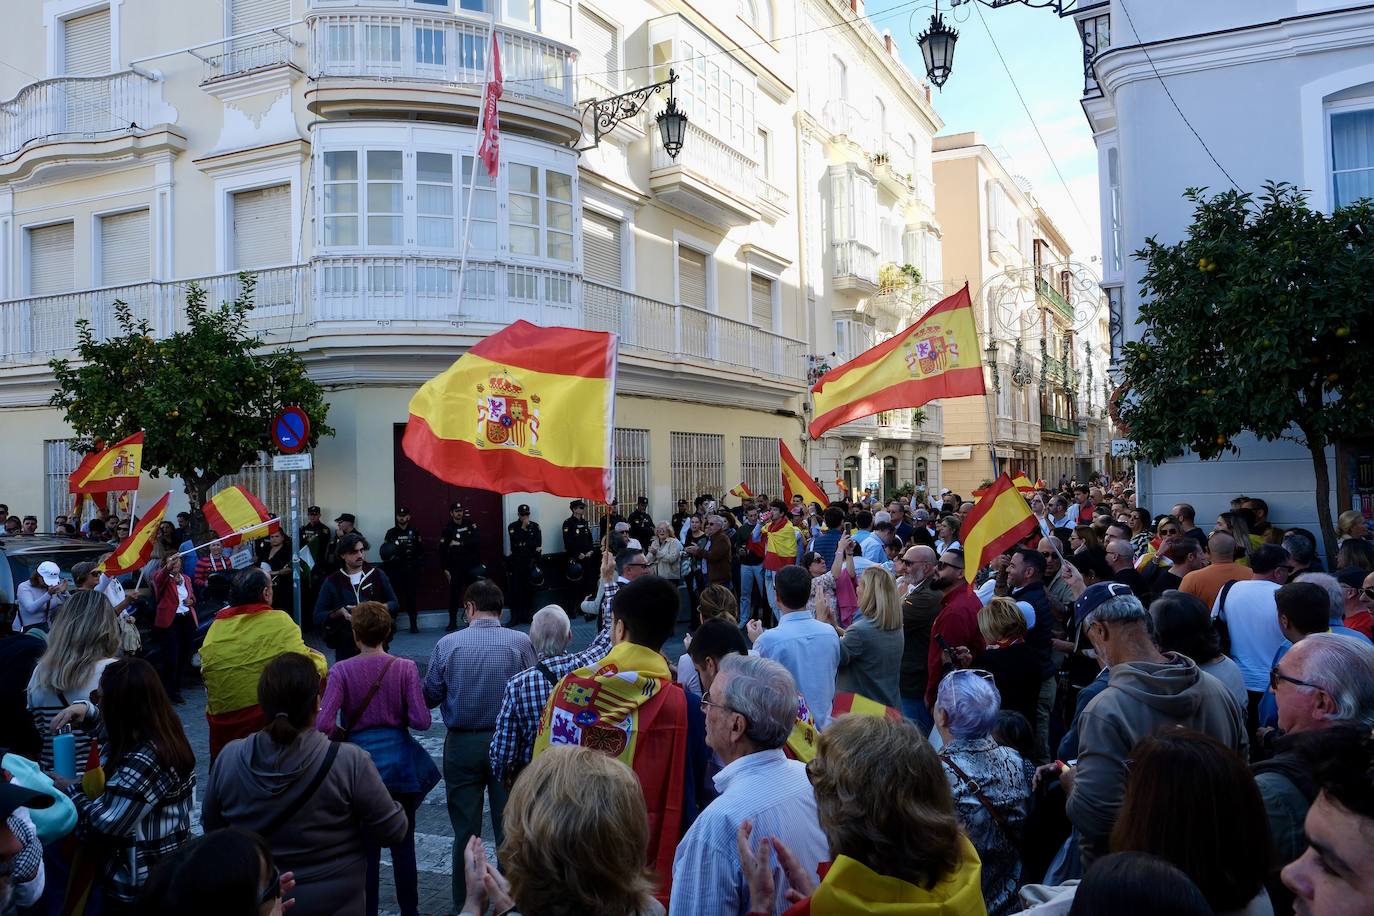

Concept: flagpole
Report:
left=165, top=517, right=282, bottom=562
left=453, top=14, right=497, bottom=322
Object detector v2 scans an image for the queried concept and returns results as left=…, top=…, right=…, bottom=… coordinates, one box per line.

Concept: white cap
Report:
left=37, top=561, right=61, bottom=586
left=625, top=538, right=643, bottom=550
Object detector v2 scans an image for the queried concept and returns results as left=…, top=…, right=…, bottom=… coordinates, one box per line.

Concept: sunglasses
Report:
left=1269, top=666, right=1324, bottom=693
left=624, top=562, right=651, bottom=569
left=936, top=561, right=963, bottom=571
left=1361, top=587, right=1374, bottom=600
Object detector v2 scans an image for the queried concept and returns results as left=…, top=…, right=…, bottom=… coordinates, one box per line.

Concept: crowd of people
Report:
left=2, top=478, right=1374, bottom=916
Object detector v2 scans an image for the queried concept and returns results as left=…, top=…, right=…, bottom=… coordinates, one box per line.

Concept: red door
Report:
left=392, top=424, right=506, bottom=611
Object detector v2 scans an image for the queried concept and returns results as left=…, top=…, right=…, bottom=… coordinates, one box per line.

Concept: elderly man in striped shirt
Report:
left=669, top=653, right=828, bottom=916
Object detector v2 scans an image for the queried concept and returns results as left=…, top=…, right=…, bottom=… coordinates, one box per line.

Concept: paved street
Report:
left=178, top=604, right=690, bottom=916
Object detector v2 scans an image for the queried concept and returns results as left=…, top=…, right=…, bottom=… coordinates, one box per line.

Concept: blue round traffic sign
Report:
left=272, top=407, right=310, bottom=454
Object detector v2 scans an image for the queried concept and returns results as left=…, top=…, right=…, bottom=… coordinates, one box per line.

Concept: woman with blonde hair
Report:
left=949, top=596, right=1042, bottom=732
left=1336, top=508, right=1370, bottom=545
left=647, top=522, right=683, bottom=583
left=738, top=714, right=985, bottom=914
left=460, top=745, right=662, bottom=916
left=28, top=588, right=122, bottom=769
left=819, top=565, right=904, bottom=707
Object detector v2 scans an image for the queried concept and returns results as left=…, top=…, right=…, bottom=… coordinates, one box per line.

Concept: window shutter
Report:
left=63, top=9, right=111, bottom=75
left=230, top=0, right=290, bottom=35
left=232, top=184, right=291, bottom=270
left=582, top=210, right=623, bottom=288
left=677, top=247, right=708, bottom=309
left=579, top=8, right=618, bottom=90
left=28, top=223, right=74, bottom=295
left=100, top=210, right=150, bottom=286
left=750, top=273, right=773, bottom=330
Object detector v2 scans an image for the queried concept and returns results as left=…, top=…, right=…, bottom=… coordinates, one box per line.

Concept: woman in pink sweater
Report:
left=315, top=601, right=435, bottom=916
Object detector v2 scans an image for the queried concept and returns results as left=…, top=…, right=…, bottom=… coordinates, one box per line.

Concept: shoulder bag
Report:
left=336, top=656, right=399, bottom=742
left=942, top=751, right=1019, bottom=843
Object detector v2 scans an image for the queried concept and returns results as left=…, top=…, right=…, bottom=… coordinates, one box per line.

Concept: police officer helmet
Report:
left=378, top=541, right=398, bottom=563
left=529, top=564, right=545, bottom=587
left=566, top=560, right=583, bottom=581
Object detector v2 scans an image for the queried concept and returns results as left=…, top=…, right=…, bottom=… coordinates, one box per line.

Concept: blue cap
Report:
left=1072, top=581, right=1136, bottom=631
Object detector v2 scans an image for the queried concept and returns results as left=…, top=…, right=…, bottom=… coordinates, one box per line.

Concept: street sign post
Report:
left=271, top=407, right=312, bottom=623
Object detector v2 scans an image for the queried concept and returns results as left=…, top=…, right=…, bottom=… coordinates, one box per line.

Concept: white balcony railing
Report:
left=309, top=11, right=575, bottom=108
left=833, top=239, right=879, bottom=286
left=821, top=99, right=876, bottom=152
left=650, top=116, right=759, bottom=203
left=0, top=71, right=175, bottom=162
left=0, top=260, right=808, bottom=385
left=201, top=32, right=297, bottom=83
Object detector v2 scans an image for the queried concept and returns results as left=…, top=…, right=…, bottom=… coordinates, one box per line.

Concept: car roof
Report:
left=0, top=535, right=109, bottom=554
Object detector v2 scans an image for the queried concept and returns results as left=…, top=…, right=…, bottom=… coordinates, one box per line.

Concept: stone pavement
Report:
left=178, top=604, right=690, bottom=916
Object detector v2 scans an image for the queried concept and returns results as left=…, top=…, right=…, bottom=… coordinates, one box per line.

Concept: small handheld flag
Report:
left=99, top=491, right=171, bottom=576
left=779, top=440, right=827, bottom=507
left=68, top=432, right=144, bottom=494
left=960, top=474, right=1038, bottom=583
left=728, top=482, right=754, bottom=500
left=203, top=486, right=279, bottom=547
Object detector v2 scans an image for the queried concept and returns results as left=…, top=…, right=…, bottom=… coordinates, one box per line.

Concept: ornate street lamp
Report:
left=919, top=2, right=958, bottom=90
left=578, top=69, right=688, bottom=159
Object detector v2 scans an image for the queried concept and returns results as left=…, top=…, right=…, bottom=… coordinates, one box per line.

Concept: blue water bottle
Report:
left=53, top=730, right=77, bottom=780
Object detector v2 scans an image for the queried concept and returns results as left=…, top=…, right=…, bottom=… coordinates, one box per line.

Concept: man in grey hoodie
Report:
left=1062, top=590, right=1247, bottom=864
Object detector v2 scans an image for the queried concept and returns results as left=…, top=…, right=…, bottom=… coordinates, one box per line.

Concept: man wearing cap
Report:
left=300, top=505, right=331, bottom=557
left=0, top=778, right=55, bottom=910
left=628, top=497, right=655, bottom=553
left=506, top=504, right=542, bottom=627
left=610, top=520, right=635, bottom=553
left=562, top=500, right=596, bottom=593
left=384, top=508, right=424, bottom=633
left=440, top=503, right=484, bottom=633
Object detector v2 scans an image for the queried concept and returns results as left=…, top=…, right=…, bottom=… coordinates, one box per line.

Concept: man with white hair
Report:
left=488, top=604, right=613, bottom=784
left=670, top=654, right=828, bottom=916
left=1255, top=632, right=1374, bottom=891
left=1064, top=589, right=1247, bottom=864
left=1294, top=571, right=1372, bottom=643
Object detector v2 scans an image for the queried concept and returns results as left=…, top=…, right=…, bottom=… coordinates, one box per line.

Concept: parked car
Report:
left=0, top=535, right=111, bottom=631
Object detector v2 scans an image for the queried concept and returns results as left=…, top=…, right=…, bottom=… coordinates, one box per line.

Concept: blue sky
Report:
left=881, top=0, right=1102, bottom=261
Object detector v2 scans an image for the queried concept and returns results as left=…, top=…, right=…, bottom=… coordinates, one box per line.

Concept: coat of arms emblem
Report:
left=904, top=323, right=961, bottom=377
left=475, top=370, right=541, bottom=451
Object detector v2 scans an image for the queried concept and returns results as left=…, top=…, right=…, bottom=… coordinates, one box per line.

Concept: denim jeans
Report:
left=739, top=564, right=766, bottom=623
left=365, top=791, right=420, bottom=916
left=901, top=695, right=934, bottom=735
left=444, top=729, right=508, bottom=908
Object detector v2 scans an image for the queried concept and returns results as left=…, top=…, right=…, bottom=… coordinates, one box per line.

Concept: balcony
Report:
left=1036, top=276, right=1074, bottom=322
left=872, top=136, right=916, bottom=197
left=1041, top=414, right=1080, bottom=438
left=0, top=259, right=808, bottom=388
left=199, top=30, right=300, bottom=89
left=0, top=71, right=182, bottom=180
left=832, top=240, right=879, bottom=294
left=305, top=12, right=579, bottom=142
left=648, top=113, right=761, bottom=228
left=821, top=99, right=876, bottom=153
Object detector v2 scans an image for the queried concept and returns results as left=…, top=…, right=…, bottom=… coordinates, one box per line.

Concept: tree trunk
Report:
left=183, top=474, right=214, bottom=547
left=1301, top=424, right=1338, bottom=569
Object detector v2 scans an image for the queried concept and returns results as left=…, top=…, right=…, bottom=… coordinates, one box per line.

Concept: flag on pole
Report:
left=68, top=432, right=144, bottom=494
left=203, top=486, right=279, bottom=547
left=809, top=285, right=985, bottom=439
left=728, top=482, right=754, bottom=500
left=779, top=440, right=827, bottom=507
left=960, top=474, right=1038, bottom=584
left=835, top=477, right=848, bottom=498
left=403, top=321, right=618, bottom=502
left=98, top=491, right=171, bottom=576
left=477, top=31, right=503, bottom=178
left=1011, top=473, right=1036, bottom=495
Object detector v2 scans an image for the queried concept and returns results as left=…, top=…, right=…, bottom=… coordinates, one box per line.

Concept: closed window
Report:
left=740, top=435, right=779, bottom=498
left=417, top=152, right=454, bottom=247
left=28, top=223, right=74, bottom=296
left=677, top=246, right=709, bottom=309
left=322, top=151, right=359, bottom=246
left=670, top=432, right=724, bottom=504
left=614, top=428, right=650, bottom=508
left=232, top=184, right=291, bottom=269
left=1107, top=148, right=1122, bottom=274
left=582, top=209, right=623, bottom=288
left=750, top=273, right=774, bottom=331
left=578, top=7, right=619, bottom=92
left=366, top=150, right=404, bottom=246
left=229, top=0, right=290, bottom=35
left=45, top=440, right=84, bottom=529
left=508, top=163, right=574, bottom=261
left=99, top=209, right=150, bottom=286
left=459, top=154, right=498, bottom=252
left=1331, top=109, right=1374, bottom=208
left=62, top=8, right=111, bottom=75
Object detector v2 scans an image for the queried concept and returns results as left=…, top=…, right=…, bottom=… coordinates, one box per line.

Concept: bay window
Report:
left=830, top=164, right=877, bottom=248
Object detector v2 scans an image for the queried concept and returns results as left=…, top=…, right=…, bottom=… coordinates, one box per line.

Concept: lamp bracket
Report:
left=576, top=70, right=679, bottom=153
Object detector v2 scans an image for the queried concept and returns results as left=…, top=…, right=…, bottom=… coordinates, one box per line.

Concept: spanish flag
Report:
left=403, top=321, right=617, bottom=501
left=809, top=285, right=984, bottom=438
left=1012, top=473, right=1036, bottom=495
left=779, top=440, right=826, bottom=507
left=785, top=692, right=903, bottom=763
left=961, top=474, right=1038, bottom=583
left=99, top=490, right=171, bottom=576
left=204, top=486, right=278, bottom=547
left=68, top=432, right=144, bottom=494
left=728, top=482, right=754, bottom=500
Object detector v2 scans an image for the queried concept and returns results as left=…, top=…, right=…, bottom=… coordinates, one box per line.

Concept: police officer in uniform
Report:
left=383, top=507, right=423, bottom=633
left=628, top=497, right=655, bottom=552
left=598, top=498, right=627, bottom=544
left=439, top=501, right=483, bottom=632
left=505, top=504, right=542, bottom=627
left=299, top=505, right=332, bottom=618
left=562, top=500, right=596, bottom=595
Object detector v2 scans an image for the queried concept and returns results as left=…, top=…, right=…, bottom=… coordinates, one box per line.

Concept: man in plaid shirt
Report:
left=489, top=604, right=614, bottom=785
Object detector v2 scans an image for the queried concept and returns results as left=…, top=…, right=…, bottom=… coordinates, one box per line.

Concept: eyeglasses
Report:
left=1270, top=666, right=1325, bottom=693
left=1158, top=528, right=1180, bottom=536
left=700, top=690, right=738, bottom=717
left=624, top=562, right=651, bottom=569
left=261, top=863, right=282, bottom=905
left=936, top=561, right=962, bottom=571
left=1361, top=587, right=1374, bottom=600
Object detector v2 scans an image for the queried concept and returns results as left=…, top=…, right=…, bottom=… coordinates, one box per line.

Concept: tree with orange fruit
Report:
left=1118, top=182, right=1374, bottom=564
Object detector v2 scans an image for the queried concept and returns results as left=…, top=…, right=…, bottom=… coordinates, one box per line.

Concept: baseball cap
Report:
left=915, top=509, right=930, bottom=521
left=334, top=512, right=356, bottom=524
left=307, top=505, right=321, bottom=514
left=518, top=504, right=531, bottom=515
left=614, top=521, right=631, bottom=532
left=0, top=780, right=53, bottom=819
left=637, top=496, right=648, bottom=505
left=570, top=500, right=586, bottom=510
left=37, top=561, right=61, bottom=586
left=1335, top=566, right=1368, bottom=589
left=449, top=502, right=463, bottom=512
left=1072, top=581, right=1136, bottom=631
left=940, top=488, right=952, bottom=496
left=396, top=507, right=410, bottom=515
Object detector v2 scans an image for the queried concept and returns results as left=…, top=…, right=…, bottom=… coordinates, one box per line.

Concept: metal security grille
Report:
left=615, top=428, right=650, bottom=508
left=209, top=452, right=314, bottom=532
left=671, top=432, right=724, bottom=503
left=740, top=435, right=779, bottom=501
left=45, top=439, right=84, bottom=528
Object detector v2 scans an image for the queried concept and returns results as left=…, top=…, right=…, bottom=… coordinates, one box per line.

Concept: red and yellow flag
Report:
left=98, top=491, right=170, bottom=576
left=809, top=285, right=985, bottom=438
left=779, top=440, right=826, bottom=507
left=403, top=321, right=617, bottom=501
left=728, top=482, right=754, bottom=500
left=204, top=486, right=278, bottom=547
left=961, top=474, right=1038, bottom=583
left=68, top=432, right=144, bottom=494
left=1012, top=473, right=1036, bottom=495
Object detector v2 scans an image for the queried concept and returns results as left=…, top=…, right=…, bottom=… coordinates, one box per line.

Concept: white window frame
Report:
left=213, top=163, right=301, bottom=273
left=580, top=191, right=635, bottom=289
left=45, top=0, right=121, bottom=77
left=746, top=266, right=780, bottom=330
left=1325, top=97, right=1374, bottom=210
left=578, top=2, right=622, bottom=93
left=672, top=231, right=717, bottom=312
left=23, top=218, right=76, bottom=296
left=91, top=204, right=152, bottom=288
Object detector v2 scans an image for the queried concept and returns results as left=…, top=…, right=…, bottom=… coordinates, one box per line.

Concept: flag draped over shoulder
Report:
left=779, top=440, right=826, bottom=507
left=204, top=486, right=278, bottom=547
left=961, top=474, right=1038, bottom=583
left=403, top=321, right=617, bottom=502
left=809, top=285, right=984, bottom=439
left=98, top=491, right=171, bottom=576
left=68, top=432, right=143, bottom=494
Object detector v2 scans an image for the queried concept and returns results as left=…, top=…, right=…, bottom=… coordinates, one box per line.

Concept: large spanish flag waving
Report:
left=98, top=490, right=171, bottom=576
left=961, top=474, right=1038, bottom=583
left=403, top=321, right=617, bottom=501
left=780, top=439, right=827, bottom=507
left=68, top=432, right=144, bottom=494
left=204, top=486, right=279, bottom=547
left=809, top=285, right=984, bottom=439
